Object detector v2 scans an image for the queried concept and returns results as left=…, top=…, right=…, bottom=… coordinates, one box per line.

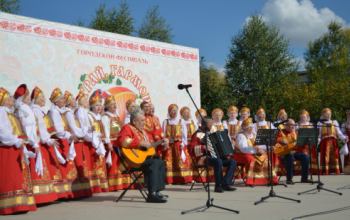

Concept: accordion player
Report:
left=187, top=116, right=237, bottom=193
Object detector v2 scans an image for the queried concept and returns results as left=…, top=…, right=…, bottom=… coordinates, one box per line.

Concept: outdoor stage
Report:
left=5, top=175, right=350, bottom=220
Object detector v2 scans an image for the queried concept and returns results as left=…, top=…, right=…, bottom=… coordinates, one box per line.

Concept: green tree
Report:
left=200, top=57, right=235, bottom=120
left=85, top=1, right=135, bottom=35
left=73, top=17, right=85, bottom=27
left=304, top=21, right=350, bottom=82
left=108, top=1, right=135, bottom=35
left=0, top=0, right=21, bottom=14
left=138, top=4, right=175, bottom=43
left=225, top=13, right=299, bottom=114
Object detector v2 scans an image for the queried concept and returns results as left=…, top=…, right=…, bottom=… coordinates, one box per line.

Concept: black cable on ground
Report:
left=292, top=205, right=350, bottom=220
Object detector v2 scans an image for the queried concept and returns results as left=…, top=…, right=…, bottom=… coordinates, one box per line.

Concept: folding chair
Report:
left=232, top=163, right=246, bottom=185
left=112, top=146, right=148, bottom=202
left=189, top=156, right=214, bottom=192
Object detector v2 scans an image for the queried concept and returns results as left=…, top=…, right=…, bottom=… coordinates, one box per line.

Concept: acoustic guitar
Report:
left=121, top=139, right=165, bottom=168
left=274, top=137, right=297, bottom=157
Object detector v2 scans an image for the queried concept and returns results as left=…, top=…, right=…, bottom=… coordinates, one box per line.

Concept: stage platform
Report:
left=5, top=175, right=350, bottom=220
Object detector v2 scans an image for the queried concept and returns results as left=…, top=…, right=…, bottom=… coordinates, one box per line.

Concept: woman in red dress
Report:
left=101, top=95, right=124, bottom=191
left=31, top=86, right=69, bottom=199
left=0, top=87, right=37, bottom=215
left=162, top=104, right=192, bottom=183
left=318, top=108, right=349, bottom=175
left=48, top=88, right=85, bottom=198
left=14, top=84, right=58, bottom=204
left=63, top=91, right=93, bottom=196
left=87, top=94, right=109, bottom=192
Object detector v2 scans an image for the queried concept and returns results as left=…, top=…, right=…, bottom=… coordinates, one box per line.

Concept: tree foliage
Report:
left=87, top=1, right=135, bottom=36
left=200, top=57, right=235, bottom=120
left=267, top=78, right=350, bottom=126
left=137, top=4, right=175, bottom=43
left=0, top=0, right=21, bottom=14
left=225, top=13, right=299, bottom=114
left=304, top=21, right=350, bottom=82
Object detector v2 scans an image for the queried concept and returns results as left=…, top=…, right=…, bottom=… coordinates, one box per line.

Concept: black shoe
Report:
left=221, top=185, right=236, bottom=191
left=301, top=178, right=311, bottom=183
left=214, top=186, right=224, bottom=193
left=156, top=192, right=169, bottom=199
left=146, top=192, right=167, bottom=203
left=286, top=179, right=294, bottom=185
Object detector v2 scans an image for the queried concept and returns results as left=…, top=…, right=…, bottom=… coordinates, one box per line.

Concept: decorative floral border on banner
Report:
left=0, top=18, right=199, bottom=61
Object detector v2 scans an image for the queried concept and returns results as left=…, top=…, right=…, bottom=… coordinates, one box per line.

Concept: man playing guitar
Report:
left=277, top=119, right=311, bottom=184
left=116, top=109, right=169, bottom=203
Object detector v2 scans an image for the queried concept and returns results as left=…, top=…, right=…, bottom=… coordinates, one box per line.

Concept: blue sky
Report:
left=19, top=0, right=350, bottom=71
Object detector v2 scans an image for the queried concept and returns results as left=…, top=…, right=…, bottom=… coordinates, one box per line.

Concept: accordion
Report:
left=208, top=129, right=236, bottom=158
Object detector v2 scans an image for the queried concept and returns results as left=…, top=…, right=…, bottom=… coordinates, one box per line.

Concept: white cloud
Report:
left=293, top=56, right=306, bottom=69
left=205, top=62, right=225, bottom=74
left=259, top=0, right=348, bottom=47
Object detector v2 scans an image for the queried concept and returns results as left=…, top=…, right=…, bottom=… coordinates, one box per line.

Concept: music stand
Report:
left=294, top=128, right=318, bottom=185
left=254, top=128, right=301, bottom=205
left=298, top=127, right=342, bottom=196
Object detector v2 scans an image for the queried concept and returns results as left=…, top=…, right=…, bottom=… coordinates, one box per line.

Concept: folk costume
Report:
left=101, top=95, right=124, bottom=191
left=86, top=94, right=109, bottom=192
left=295, top=110, right=318, bottom=175
left=253, top=108, right=281, bottom=175
left=224, top=106, right=240, bottom=141
left=162, top=104, right=192, bottom=183
left=63, top=91, right=94, bottom=196
left=187, top=127, right=237, bottom=188
left=318, top=108, right=347, bottom=175
left=234, top=118, right=278, bottom=186
left=123, top=99, right=136, bottom=125
left=0, top=88, right=37, bottom=215
left=14, top=85, right=57, bottom=204
left=180, top=107, right=197, bottom=181
left=144, top=110, right=165, bottom=156
left=48, top=88, right=85, bottom=198
left=277, top=128, right=310, bottom=181
left=341, top=111, right=350, bottom=174
left=277, top=109, right=288, bottom=130
left=238, top=107, right=250, bottom=126
left=31, top=87, right=69, bottom=199
left=211, top=108, right=226, bottom=132
left=195, top=108, right=207, bottom=128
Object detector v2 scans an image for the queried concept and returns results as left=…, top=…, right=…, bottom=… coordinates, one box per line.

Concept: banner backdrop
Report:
left=0, top=12, right=200, bottom=122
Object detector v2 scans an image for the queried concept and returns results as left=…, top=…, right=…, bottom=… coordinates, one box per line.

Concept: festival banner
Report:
left=0, top=12, right=200, bottom=121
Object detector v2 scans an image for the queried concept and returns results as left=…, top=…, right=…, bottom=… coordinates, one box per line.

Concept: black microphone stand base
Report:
left=254, top=190, right=301, bottom=205
left=181, top=198, right=239, bottom=215
left=337, top=184, right=350, bottom=190
left=298, top=184, right=342, bottom=195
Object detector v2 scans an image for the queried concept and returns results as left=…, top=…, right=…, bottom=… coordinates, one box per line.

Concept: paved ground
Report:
left=4, top=175, right=350, bottom=220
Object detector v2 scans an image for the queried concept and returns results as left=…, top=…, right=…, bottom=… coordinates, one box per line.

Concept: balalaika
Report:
left=201, top=129, right=236, bottom=158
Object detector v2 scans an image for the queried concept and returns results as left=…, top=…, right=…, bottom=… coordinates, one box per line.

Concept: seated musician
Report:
left=188, top=116, right=237, bottom=193
left=116, top=109, right=169, bottom=203
left=234, top=118, right=278, bottom=186
left=277, top=119, right=310, bottom=184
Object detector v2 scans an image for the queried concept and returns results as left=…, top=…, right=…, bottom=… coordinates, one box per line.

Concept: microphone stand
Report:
left=181, top=88, right=239, bottom=215
left=247, top=91, right=300, bottom=205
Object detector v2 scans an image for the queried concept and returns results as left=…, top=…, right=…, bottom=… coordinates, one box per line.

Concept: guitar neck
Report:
left=151, top=139, right=165, bottom=148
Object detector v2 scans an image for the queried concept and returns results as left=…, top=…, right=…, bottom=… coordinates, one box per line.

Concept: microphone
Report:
left=178, top=84, right=192, bottom=90
left=273, top=119, right=289, bottom=127
left=243, top=89, right=260, bottom=94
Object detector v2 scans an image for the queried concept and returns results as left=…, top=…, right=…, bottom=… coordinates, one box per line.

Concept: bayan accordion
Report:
left=208, top=129, right=236, bottom=158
